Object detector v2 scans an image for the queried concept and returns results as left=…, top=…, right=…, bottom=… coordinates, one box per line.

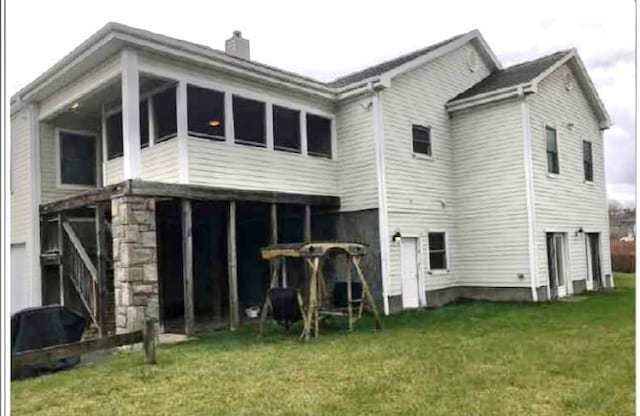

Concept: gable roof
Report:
left=326, top=33, right=467, bottom=88
left=450, top=50, right=569, bottom=101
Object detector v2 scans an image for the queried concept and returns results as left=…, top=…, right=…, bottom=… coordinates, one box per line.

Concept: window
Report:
left=106, top=112, right=123, bottom=160
left=412, top=125, right=431, bottom=156
left=140, top=99, right=149, bottom=148
left=187, top=85, right=225, bottom=140
left=307, top=114, right=332, bottom=158
left=59, top=131, right=96, bottom=186
left=546, top=126, right=559, bottom=174
left=233, top=95, right=265, bottom=146
left=428, top=232, right=447, bottom=270
left=154, top=87, right=177, bottom=142
left=583, top=140, right=593, bottom=182
left=273, top=105, right=301, bottom=153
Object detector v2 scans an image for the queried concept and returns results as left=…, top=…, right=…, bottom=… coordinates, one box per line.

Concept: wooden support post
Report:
left=95, top=204, right=107, bottom=336
left=143, top=318, right=157, bottom=365
left=57, top=213, right=65, bottom=306
left=181, top=200, right=194, bottom=337
left=304, top=205, right=311, bottom=242
left=352, top=256, right=382, bottom=330
left=228, top=201, right=240, bottom=330
left=258, top=260, right=280, bottom=336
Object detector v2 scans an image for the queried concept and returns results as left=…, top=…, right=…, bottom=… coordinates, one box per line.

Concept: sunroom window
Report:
left=59, top=131, right=96, bottom=186
left=306, top=114, right=332, bottom=158
left=187, top=85, right=225, bottom=140
left=233, top=95, right=265, bottom=146
left=273, top=105, right=301, bottom=153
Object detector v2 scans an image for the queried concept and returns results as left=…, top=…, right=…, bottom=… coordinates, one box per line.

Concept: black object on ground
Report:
left=269, top=288, right=302, bottom=330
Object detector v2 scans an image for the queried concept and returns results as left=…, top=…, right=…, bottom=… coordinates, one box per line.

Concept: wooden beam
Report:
left=227, top=201, right=239, bottom=330
left=95, top=204, right=107, bottom=336
left=57, top=213, right=65, bottom=306
left=304, top=205, right=311, bottom=242
left=181, top=200, right=194, bottom=337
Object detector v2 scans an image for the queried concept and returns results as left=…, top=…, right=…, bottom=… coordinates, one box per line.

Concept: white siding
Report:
left=381, top=43, right=492, bottom=295
left=11, top=109, right=32, bottom=243
left=141, top=139, right=179, bottom=182
left=528, top=62, right=612, bottom=288
left=336, top=97, right=377, bottom=211
left=451, top=99, right=531, bottom=287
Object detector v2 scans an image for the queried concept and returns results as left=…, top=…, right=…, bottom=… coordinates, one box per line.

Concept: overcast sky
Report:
left=7, top=0, right=636, bottom=206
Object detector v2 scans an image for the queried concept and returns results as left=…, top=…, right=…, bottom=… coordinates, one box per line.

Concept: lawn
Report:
left=12, top=273, right=635, bottom=415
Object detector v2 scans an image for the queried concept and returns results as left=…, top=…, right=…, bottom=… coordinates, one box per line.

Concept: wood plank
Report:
left=57, top=214, right=65, bottom=306
left=181, top=200, right=195, bottom=337
left=304, top=205, right=311, bottom=242
left=227, top=201, right=240, bottom=330
left=95, top=204, right=107, bottom=336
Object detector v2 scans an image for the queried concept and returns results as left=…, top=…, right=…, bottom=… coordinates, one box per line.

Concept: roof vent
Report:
left=225, top=30, right=250, bottom=60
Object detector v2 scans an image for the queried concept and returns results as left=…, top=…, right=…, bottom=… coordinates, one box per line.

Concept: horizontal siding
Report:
left=381, top=43, right=493, bottom=295
left=11, top=109, right=32, bottom=243
left=528, top=62, right=612, bottom=287
left=451, top=99, right=530, bottom=287
left=336, top=97, right=377, bottom=211
left=105, top=157, right=124, bottom=185
left=188, top=137, right=338, bottom=195
left=140, top=139, right=179, bottom=182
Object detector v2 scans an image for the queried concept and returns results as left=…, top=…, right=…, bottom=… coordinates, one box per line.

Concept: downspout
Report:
left=520, top=91, right=539, bottom=301
left=370, top=82, right=391, bottom=315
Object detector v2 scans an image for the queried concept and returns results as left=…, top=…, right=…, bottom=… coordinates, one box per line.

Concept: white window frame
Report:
left=582, top=139, right=594, bottom=184
left=55, top=128, right=100, bottom=190
left=544, top=124, right=560, bottom=178
left=410, top=122, right=434, bottom=161
left=426, top=230, right=450, bottom=275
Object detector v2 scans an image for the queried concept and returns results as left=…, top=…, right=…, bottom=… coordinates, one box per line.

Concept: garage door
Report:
left=11, top=243, right=30, bottom=314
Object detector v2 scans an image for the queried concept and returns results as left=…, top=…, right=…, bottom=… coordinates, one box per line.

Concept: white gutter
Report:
left=370, top=82, right=391, bottom=315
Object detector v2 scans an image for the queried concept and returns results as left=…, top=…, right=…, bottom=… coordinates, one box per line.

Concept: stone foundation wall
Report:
left=112, top=196, right=159, bottom=333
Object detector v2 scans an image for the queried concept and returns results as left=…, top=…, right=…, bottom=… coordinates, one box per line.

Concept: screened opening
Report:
left=583, top=140, right=593, bottom=182
left=140, top=99, right=149, bottom=148
left=546, top=127, right=559, bottom=174
left=412, top=125, right=431, bottom=156
left=273, top=105, right=301, bottom=153
left=154, top=87, right=177, bottom=143
left=428, top=232, right=447, bottom=270
left=307, top=114, right=332, bottom=158
left=59, top=131, right=96, bottom=186
left=233, top=95, right=265, bottom=146
left=106, top=112, right=123, bottom=160
left=187, top=85, right=225, bottom=140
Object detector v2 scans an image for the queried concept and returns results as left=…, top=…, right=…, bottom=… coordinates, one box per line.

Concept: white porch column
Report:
left=176, top=80, right=189, bottom=183
left=120, top=49, right=141, bottom=179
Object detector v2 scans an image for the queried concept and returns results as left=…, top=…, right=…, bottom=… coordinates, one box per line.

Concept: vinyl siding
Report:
left=381, top=43, right=492, bottom=295
left=11, top=109, right=33, bottom=243
left=336, top=97, right=377, bottom=211
left=105, top=157, right=123, bottom=185
left=527, top=62, right=612, bottom=288
left=451, top=99, right=530, bottom=287
left=140, top=139, right=179, bottom=182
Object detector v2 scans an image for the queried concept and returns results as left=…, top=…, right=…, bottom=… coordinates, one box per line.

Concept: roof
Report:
left=451, top=50, right=569, bottom=101
left=326, top=33, right=466, bottom=88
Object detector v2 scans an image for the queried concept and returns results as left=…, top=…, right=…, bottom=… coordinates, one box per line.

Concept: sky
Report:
left=6, top=0, right=636, bottom=206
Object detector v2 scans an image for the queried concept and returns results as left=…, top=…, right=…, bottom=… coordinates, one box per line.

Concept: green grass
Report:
left=12, top=274, right=635, bottom=415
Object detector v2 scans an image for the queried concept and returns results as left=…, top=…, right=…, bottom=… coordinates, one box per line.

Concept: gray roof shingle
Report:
left=450, top=50, right=569, bottom=101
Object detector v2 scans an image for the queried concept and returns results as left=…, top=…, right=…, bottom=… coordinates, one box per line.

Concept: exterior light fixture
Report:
left=575, top=227, right=584, bottom=237
left=209, top=120, right=221, bottom=127
left=71, top=102, right=80, bottom=110
left=392, top=231, right=402, bottom=244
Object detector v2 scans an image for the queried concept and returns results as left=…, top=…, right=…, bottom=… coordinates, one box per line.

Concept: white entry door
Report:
left=401, top=237, right=420, bottom=309
left=546, top=233, right=568, bottom=298
left=11, top=243, right=30, bottom=314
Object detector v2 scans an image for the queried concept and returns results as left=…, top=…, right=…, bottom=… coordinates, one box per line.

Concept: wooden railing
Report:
left=61, top=221, right=100, bottom=328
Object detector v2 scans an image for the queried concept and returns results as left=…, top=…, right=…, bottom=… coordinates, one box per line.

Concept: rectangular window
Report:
left=273, top=105, right=301, bottom=153
left=187, top=85, right=225, bottom=140
left=106, top=112, right=123, bottom=160
left=59, top=131, right=96, bottom=186
left=428, top=232, right=447, bottom=270
left=583, top=140, right=593, bottom=182
left=546, top=126, right=559, bottom=174
left=140, top=99, right=149, bottom=148
left=154, top=87, right=177, bottom=143
left=307, top=114, right=332, bottom=158
left=233, top=95, right=265, bottom=146
left=412, top=125, right=431, bottom=156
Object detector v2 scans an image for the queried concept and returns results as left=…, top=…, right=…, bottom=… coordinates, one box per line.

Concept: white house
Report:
left=10, top=23, right=612, bottom=335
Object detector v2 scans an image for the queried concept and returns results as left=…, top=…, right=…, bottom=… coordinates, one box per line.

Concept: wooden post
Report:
left=304, top=205, right=311, bottom=242
left=181, top=200, right=194, bottom=336
left=228, top=201, right=239, bottom=330
left=258, top=260, right=280, bottom=336
left=352, top=256, right=382, bottom=330
left=143, top=318, right=157, bottom=365
left=95, top=204, right=107, bottom=336
left=57, top=213, right=65, bottom=306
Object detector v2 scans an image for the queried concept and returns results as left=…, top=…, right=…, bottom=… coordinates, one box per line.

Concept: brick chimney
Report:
left=225, top=30, right=250, bottom=60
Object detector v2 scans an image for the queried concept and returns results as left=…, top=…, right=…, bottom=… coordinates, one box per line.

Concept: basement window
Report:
left=59, top=131, right=96, bottom=186
left=233, top=95, right=265, bottom=146
left=187, top=85, right=225, bottom=140
left=546, top=126, right=559, bottom=174
left=583, top=140, right=593, bottom=182
left=154, top=87, right=177, bottom=143
left=306, top=114, right=332, bottom=158
left=273, top=105, right=301, bottom=153
left=412, top=125, right=431, bottom=156
left=428, top=232, right=447, bottom=270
